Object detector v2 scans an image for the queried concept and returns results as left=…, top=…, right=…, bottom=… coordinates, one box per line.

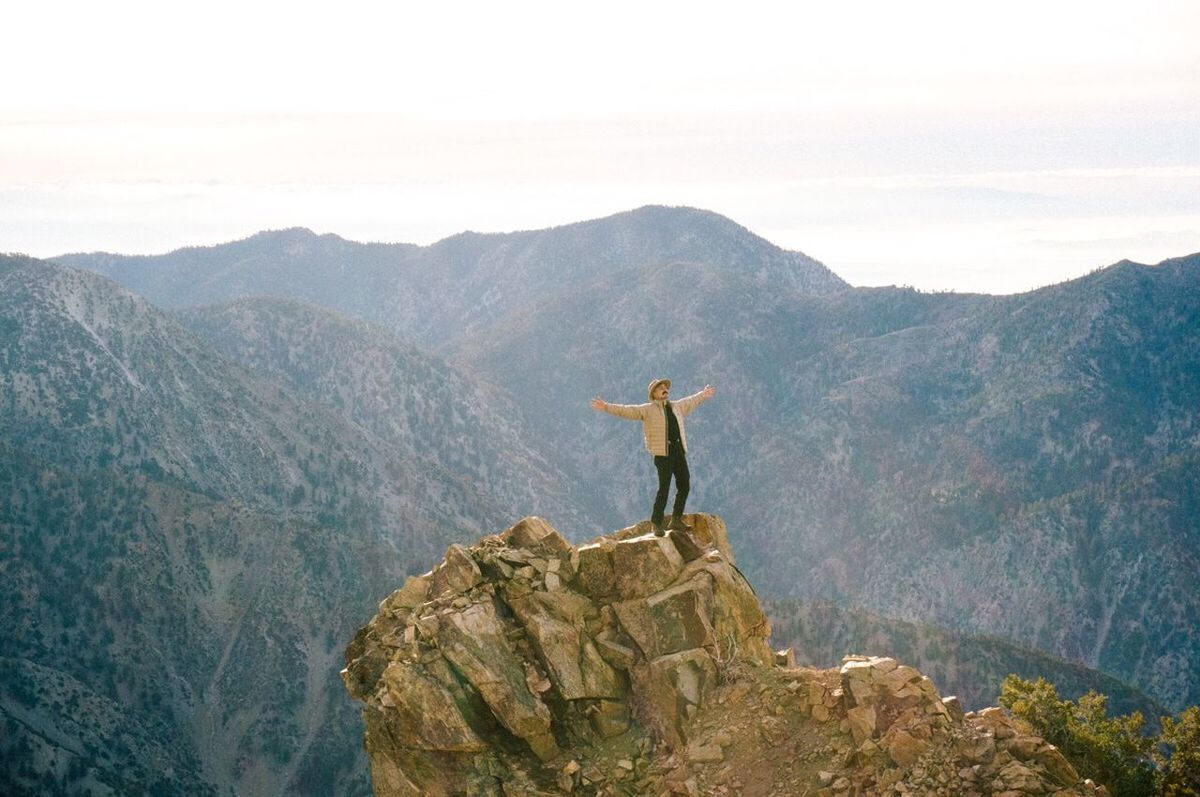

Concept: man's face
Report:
left=653, top=384, right=670, bottom=400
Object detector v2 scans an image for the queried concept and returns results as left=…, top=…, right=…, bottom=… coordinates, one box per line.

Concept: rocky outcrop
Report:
left=343, top=514, right=1107, bottom=796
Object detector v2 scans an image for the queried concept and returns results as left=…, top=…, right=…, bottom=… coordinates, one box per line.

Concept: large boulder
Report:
left=374, top=660, right=487, bottom=752
left=437, top=600, right=559, bottom=761
left=430, top=544, right=482, bottom=598
left=342, top=513, right=768, bottom=794
left=508, top=592, right=622, bottom=701
left=631, top=648, right=719, bottom=747
left=504, top=515, right=571, bottom=554
left=610, top=532, right=685, bottom=599
left=613, top=576, right=714, bottom=660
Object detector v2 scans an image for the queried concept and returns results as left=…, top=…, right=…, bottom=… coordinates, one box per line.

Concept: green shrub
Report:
left=999, top=674, right=1198, bottom=796
left=1157, top=706, right=1200, bottom=797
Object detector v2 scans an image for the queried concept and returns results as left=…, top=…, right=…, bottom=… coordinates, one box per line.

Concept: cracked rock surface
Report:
left=344, top=515, right=1107, bottom=796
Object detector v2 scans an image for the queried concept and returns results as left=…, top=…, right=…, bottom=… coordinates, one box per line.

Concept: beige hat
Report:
left=647, top=378, right=671, bottom=400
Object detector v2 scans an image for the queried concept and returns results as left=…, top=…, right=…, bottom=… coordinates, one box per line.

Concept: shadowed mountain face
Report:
left=0, top=254, right=601, bottom=795
left=0, top=444, right=395, bottom=796
left=730, top=258, right=1200, bottom=709
left=174, top=297, right=601, bottom=533
left=56, top=205, right=848, bottom=347
left=0, top=255, right=511, bottom=554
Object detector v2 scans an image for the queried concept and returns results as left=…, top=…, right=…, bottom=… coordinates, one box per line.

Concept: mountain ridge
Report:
left=54, top=205, right=848, bottom=346
left=58, top=221, right=1194, bottom=711
left=174, top=295, right=603, bottom=531
left=0, top=252, right=611, bottom=795
left=0, top=253, right=563, bottom=553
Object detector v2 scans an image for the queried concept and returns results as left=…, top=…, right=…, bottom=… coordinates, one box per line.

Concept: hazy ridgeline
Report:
left=2, top=206, right=1197, bottom=794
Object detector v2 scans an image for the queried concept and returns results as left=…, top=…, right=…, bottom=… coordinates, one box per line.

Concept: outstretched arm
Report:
left=591, top=397, right=646, bottom=420
left=674, top=384, right=716, bottom=415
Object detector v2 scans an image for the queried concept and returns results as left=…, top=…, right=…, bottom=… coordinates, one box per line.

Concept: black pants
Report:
left=651, top=449, right=690, bottom=527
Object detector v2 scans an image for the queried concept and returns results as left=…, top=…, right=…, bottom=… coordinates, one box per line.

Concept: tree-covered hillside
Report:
left=0, top=444, right=397, bottom=795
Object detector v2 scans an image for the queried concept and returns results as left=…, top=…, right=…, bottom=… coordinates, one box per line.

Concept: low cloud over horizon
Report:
left=3, top=1, right=1197, bottom=294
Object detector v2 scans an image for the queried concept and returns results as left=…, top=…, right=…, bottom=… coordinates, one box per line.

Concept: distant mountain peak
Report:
left=623, top=202, right=744, bottom=223
left=241, top=226, right=356, bottom=249
left=52, top=206, right=849, bottom=342
left=427, top=205, right=779, bottom=252
left=564, top=204, right=771, bottom=244
left=247, top=226, right=320, bottom=240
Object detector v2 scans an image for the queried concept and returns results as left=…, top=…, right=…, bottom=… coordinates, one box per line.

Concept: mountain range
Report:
left=56, top=206, right=848, bottom=348
left=0, top=253, right=597, bottom=794
left=1, top=205, right=1196, bottom=794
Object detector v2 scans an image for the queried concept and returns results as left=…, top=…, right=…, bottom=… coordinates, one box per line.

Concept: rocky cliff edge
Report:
left=343, top=514, right=1107, bottom=796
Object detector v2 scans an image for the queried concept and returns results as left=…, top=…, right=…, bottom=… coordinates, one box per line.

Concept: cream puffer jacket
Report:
left=601, top=390, right=710, bottom=456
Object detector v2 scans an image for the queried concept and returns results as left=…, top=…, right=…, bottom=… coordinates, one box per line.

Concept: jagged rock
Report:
left=615, top=577, right=714, bottom=659
left=505, top=516, right=571, bottom=554
left=431, top=543, right=483, bottom=598
left=611, top=533, right=685, bottom=599
left=438, top=601, right=559, bottom=761
left=668, top=528, right=705, bottom=562
left=845, top=704, right=877, bottom=744
left=1005, top=735, right=1043, bottom=761
left=682, top=514, right=736, bottom=562
left=1036, top=744, right=1082, bottom=787
left=375, top=660, right=487, bottom=751
left=572, top=541, right=616, bottom=599
left=595, top=635, right=638, bottom=670
left=998, top=759, right=1046, bottom=791
left=508, top=592, right=621, bottom=700
left=344, top=514, right=1102, bottom=797
left=379, top=573, right=432, bottom=614
left=633, top=648, right=719, bottom=747
left=957, top=732, right=998, bottom=764
left=701, top=558, right=775, bottom=666
left=882, top=726, right=930, bottom=767
left=585, top=699, right=632, bottom=738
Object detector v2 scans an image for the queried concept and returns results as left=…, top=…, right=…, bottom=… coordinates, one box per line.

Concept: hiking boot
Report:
left=651, top=521, right=666, bottom=537
left=667, top=515, right=691, bottom=532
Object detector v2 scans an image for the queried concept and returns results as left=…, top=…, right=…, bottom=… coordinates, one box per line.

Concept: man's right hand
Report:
left=590, top=397, right=606, bottom=411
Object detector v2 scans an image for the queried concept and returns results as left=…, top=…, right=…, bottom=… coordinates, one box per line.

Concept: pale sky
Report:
left=3, top=0, right=1198, bottom=293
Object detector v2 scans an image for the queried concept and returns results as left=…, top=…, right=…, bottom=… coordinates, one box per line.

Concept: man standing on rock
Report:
left=590, top=379, right=716, bottom=536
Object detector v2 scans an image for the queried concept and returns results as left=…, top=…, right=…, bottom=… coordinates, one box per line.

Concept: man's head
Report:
left=648, top=378, right=671, bottom=401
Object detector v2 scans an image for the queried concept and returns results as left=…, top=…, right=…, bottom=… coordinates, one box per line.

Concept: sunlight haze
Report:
left=3, top=0, right=1197, bottom=293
